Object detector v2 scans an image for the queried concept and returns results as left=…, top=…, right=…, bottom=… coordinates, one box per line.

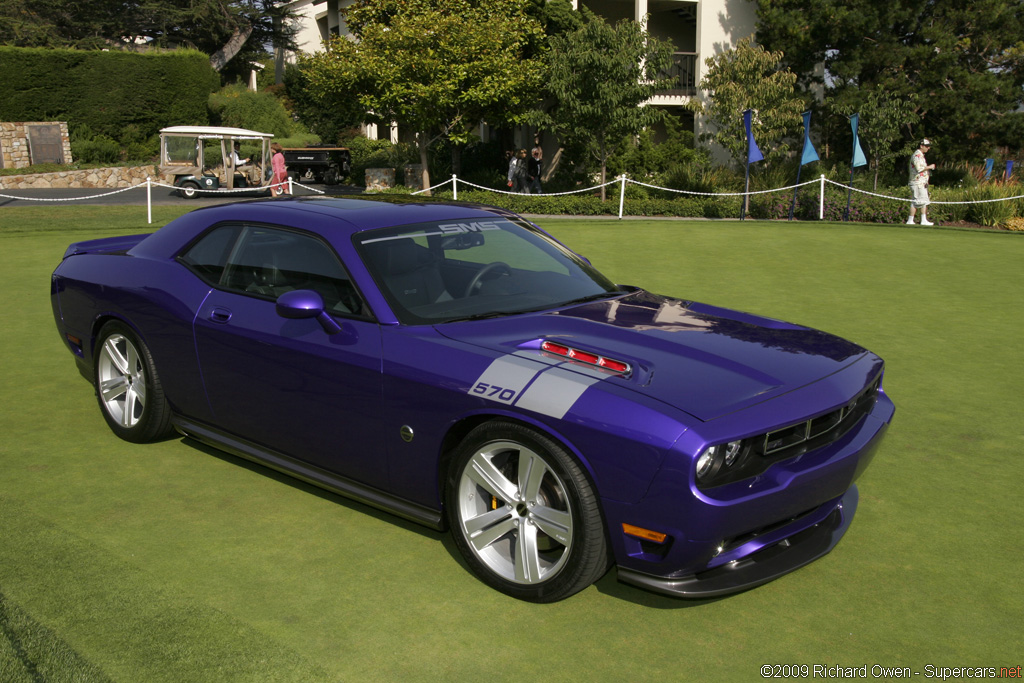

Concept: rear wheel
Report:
left=446, top=421, right=609, bottom=602
left=178, top=181, right=200, bottom=199
left=94, top=321, right=173, bottom=443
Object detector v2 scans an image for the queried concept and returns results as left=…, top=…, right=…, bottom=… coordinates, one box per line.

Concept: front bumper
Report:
left=617, top=486, right=857, bottom=598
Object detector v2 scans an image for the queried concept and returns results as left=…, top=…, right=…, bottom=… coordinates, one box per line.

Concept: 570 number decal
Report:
left=471, top=382, right=519, bottom=403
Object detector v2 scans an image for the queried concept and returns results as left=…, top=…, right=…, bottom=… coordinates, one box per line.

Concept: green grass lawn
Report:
left=1, top=206, right=1021, bottom=681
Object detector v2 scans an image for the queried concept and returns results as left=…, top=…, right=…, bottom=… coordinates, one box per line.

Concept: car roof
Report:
left=204, top=196, right=510, bottom=234
left=132, top=196, right=514, bottom=259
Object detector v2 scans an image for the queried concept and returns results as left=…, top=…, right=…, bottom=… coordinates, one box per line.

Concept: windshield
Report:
left=355, top=218, right=621, bottom=324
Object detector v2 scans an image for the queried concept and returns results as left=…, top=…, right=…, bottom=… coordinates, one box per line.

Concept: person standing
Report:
left=527, top=146, right=543, bottom=194
left=270, top=142, right=289, bottom=197
left=506, top=150, right=518, bottom=192
left=507, top=149, right=530, bottom=193
left=907, top=139, right=935, bottom=225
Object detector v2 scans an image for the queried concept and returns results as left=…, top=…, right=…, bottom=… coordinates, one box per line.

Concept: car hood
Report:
left=436, top=290, right=868, bottom=421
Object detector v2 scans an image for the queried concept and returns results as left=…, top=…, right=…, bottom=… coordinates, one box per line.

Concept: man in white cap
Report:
left=907, top=139, right=936, bottom=225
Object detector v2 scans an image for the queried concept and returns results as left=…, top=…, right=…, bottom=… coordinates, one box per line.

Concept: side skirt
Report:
left=173, top=417, right=445, bottom=531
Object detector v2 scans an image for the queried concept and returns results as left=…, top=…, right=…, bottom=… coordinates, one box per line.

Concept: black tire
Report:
left=93, top=321, right=174, bottom=443
left=178, top=181, right=200, bottom=199
left=445, top=420, right=609, bottom=602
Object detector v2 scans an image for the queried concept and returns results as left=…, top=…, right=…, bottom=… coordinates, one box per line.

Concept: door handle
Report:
left=208, top=307, right=232, bottom=323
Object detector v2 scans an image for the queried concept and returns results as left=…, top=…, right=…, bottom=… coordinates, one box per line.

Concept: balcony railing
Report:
left=656, top=52, right=698, bottom=96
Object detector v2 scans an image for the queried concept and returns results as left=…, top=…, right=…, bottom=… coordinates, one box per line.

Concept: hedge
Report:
left=0, top=47, right=218, bottom=140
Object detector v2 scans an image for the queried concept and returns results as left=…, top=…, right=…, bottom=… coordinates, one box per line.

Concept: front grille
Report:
left=697, top=374, right=881, bottom=490
left=764, top=377, right=880, bottom=456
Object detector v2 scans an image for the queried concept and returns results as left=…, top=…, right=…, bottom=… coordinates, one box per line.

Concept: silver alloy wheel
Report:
left=456, top=440, right=574, bottom=584
left=97, top=333, right=147, bottom=429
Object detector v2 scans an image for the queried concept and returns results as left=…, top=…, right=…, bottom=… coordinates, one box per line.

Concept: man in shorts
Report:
left=908, top=139, right=936, bottom=225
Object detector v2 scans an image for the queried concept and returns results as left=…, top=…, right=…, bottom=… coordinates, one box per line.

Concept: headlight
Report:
left=696, top=439, right=747, bottom=484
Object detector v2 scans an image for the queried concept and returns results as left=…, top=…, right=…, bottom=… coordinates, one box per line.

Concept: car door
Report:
left=187, top=223, right=388, bottom=489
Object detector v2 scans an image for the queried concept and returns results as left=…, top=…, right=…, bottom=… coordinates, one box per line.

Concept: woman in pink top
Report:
left=270, top=142, right=289, bottom=197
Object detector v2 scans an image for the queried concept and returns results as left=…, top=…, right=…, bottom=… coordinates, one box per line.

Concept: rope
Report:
left=822, top=178, right=1024, bottom=205
left=627, top=177, right=820, bottom=197
left=456, top=178, right=620, bottom=197
left=0, top=185, right=142, bottom=201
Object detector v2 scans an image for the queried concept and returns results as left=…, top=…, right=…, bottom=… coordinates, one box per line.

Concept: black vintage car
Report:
left=282, top=145, right=351, bottom=185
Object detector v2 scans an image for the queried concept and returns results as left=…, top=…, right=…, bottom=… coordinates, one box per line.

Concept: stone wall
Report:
left=0, top=165, right=159, bottom=190
left=1, top=122, right=72, bottom=169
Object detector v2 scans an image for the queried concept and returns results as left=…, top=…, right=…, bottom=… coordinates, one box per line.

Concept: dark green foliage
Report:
left=0, top=0, right=300, bottom=80
left=282, top=65, right=364, bottom=145
left=755, top=0, right=1024, bottom=161
left=0, top=47, right=218, bottom=140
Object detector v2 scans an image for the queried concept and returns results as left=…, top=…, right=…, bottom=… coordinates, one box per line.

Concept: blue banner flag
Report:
left=1006, top=160, right=1015, bottom=179
left=744, top=109, right=764, bottom=164
left=850, top=114, right=867, bottom=168
left=984, top=158, right=994, bottom=179
left=800, top=111, right=819, bottom=166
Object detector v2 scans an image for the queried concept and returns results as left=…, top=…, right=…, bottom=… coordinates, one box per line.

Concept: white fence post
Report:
left=819, top=175, right=825, bottom=220
left=452, top=174, right=458, bottom=201
left=146, top=178, right=152, bottom=224
left=618, top=175, right=627, bottom=219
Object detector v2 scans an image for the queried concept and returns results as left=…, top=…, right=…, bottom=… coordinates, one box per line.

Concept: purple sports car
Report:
left=51, top=197, right=894, bottom=602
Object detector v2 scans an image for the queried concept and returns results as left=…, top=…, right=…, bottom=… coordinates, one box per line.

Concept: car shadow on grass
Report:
left=179, top=435, right=727, bottom=608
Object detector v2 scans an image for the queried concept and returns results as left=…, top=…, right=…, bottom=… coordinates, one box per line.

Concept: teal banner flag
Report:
left=850, top=114, right=867, bottom=168
left=800, top=111, right=819, bottom=166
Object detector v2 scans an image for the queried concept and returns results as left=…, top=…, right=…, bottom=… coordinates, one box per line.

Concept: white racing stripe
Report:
left=469, top=353, right=604, bottom=418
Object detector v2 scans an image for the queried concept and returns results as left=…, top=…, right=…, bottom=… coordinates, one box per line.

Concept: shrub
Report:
left=208, top=84, right=304, bottom=139
left=343, top=136, right=418, bottom=186
left=963, top=185, right=1019, bottom=226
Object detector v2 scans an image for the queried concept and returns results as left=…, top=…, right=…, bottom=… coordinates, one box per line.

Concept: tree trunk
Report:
left=419, top=133, right=431, bottom=196
left=451, top=143, right=463, bottom=178
left=210, top=24, right=253, bottom=72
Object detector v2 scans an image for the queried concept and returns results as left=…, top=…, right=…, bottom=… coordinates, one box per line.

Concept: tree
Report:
left=300, top=0, right=547, bottom=192
left=698, top=36, right=805, bottom=169
left=537, top=11, right=676, bottom=200
left=754, top=0, right=1024, bottom=161
left=830, top=89, right=920, bottom=189
left=0, top=0, right=299, bottom=77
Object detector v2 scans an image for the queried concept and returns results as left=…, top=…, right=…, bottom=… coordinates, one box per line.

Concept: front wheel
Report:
left=445, top=421, right=609, bottom=602
left=94, top=321, right=174, bottom=443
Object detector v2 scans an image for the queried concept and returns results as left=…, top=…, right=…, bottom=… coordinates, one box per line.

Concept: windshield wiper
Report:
left=444, top=311, right=514, bottom=323
left=558, top=291, right=624, bottom=307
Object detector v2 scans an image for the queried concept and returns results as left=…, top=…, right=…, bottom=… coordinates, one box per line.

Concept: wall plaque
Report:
left=27, top=124, right=65, bottom=165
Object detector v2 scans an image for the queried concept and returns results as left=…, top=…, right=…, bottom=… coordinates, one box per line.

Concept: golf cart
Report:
left=159, top=126, right=274, bottom=199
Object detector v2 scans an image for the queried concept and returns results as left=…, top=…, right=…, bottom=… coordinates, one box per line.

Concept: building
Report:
left=283, top=0, right=756, bottom=152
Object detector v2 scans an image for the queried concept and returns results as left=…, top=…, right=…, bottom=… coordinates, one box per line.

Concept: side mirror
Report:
left=276, top=289, right=342, bottom=335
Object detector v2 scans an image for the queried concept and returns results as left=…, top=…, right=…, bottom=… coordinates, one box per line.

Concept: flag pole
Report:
left=741, top=109, right=763, bottom=221
left=843, top=165, right=854, bottom=222
left=789, top=164, right=802, bottom=221
left=845, top=113, right=867, bottom=222
left=792, top=111, right=819, bottom=221
left=742, top=160, right=750, bottom=220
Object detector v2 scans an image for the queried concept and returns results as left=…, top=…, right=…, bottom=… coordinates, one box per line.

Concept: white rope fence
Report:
left=4, top=173, right=1023, bottom=223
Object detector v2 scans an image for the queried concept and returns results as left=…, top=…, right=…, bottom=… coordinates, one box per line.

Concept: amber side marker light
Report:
left=622, top=523, right=668, bottom=543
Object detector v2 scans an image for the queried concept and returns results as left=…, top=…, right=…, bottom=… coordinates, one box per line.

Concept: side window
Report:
left=179, top=224, right=241, bottom=283
left=182, top=224, right=367, bottom=317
